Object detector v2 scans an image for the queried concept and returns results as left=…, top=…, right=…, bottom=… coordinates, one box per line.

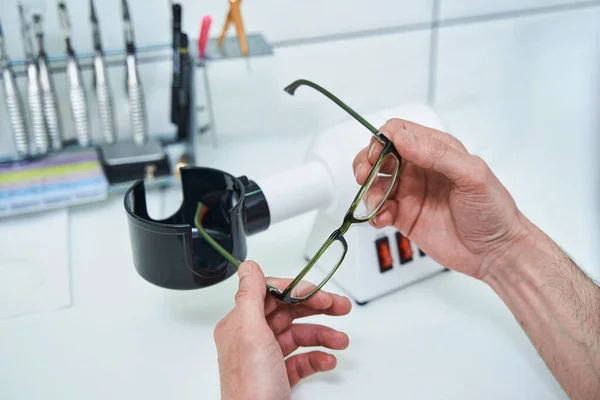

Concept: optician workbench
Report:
left=1, top=111, right=598, bottom=399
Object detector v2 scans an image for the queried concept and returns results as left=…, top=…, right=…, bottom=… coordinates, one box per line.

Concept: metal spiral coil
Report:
left=128, top=83, right=147, bottom=145
left=69, top=85, right=90, bottom=147
left=96, top=84, right=116, bottom=144
left=27, top=84, right=49, bottom=155
left=5, top=92, right=29, bottom=157
left=42, top=91, right=62, bottom=151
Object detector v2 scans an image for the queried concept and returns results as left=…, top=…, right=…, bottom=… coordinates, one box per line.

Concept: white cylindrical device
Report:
left=254, top=161, right=334, bottom=225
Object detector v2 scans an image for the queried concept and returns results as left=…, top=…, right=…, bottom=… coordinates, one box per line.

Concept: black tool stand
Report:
left=124, top=166, right=270, bottom=290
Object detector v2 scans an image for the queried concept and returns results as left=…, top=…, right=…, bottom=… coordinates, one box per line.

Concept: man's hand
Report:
left=353, top=118, right=528, bottom=279
left=214, top=261, right=352, bottom=400
left=353, top=119, right=600, bottom=399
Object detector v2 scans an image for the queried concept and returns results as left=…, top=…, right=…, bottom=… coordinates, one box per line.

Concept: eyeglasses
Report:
left=194, top=79, right=402, bottom=304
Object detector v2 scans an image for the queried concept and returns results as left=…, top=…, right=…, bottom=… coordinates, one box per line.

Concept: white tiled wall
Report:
left=2, top=0, right=600, bottom=160
left=0, top=0, right=433, bottom=60
left=205, top=30, right=430, bottom=141
left=433, top=5, right=600, bottom=162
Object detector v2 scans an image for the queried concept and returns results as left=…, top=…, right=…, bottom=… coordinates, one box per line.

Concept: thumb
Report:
left=394, top=128, right=477, bottom=183
left=234, top=261, right=267, bottom=314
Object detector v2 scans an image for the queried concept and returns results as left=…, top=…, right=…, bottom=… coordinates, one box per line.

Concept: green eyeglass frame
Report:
left=194, top=79, right=402, bottom=304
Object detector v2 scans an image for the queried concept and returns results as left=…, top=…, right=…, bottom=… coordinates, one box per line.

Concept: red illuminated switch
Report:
left=395, top=232, right=413, bottom=264
left=375, top=237, right=393, bottom=273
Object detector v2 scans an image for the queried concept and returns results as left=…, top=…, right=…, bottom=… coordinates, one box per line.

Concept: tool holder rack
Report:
left=0, top=33, right=274, bottom=219
left=0, top=42, right=197, bottom=193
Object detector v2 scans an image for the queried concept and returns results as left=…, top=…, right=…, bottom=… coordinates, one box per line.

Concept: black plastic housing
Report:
left=124, top=166, right=270, bottom=290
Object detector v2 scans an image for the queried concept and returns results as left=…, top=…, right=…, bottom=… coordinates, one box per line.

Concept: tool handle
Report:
left=66, top=58, right=91, bottom=147
left=93, top=55, right=116, bottom=144
left=2, top=67, right=30, bottom=157
left=26, top=63, right=49, bottom=155
left=38, top=56, right=63, bottom=151
left=97, top=83, right=116, bottom=145
left=229, top=2, right=247, bottom=55
left=198, top=15, right=211, bottom=57
left=126, top=54, right=147, bottom=145
left=128, top=81, right=147, bottom=145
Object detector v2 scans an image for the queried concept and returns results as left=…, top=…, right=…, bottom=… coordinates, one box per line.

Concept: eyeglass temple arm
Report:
left=284, top=79, right=381, bottom=136
left=194, top=202, right=242, bottom=267
left=195, top=203, right=283, bottom=294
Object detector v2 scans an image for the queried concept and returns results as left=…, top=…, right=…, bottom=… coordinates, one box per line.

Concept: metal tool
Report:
left=58, top=0, right=91, bottom=148
left=0, top=18, right=30, bottom=158
left=170, top=2, right=182, bottom=126
left=122, top=0, right=148, bottom=146
left=217, top=0, right=248, bottom=56
left=18, top=4, right=49, bottom=156
left=90, top=0, right=116, bottom=145
left=32, top=12, right=63, bottom=151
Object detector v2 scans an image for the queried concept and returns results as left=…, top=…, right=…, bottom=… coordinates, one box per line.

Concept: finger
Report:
left=266, top=291, right=352, bottom=335
left=277, top=323, right=349, bottom=357
left=391, top=128, right=476, bottom=184
left=286, top=351, right=337, bottom=388
left=234, top=260, right=267, bottom=316
left=352, top=146, right=370, bottom=184
left=266, top=278, right=333, bottom=311
left=366, top=119, right=468, bottom=168
left=380, top=118, right=468, bottom=153
left=369, top=198, right=398, bottom=228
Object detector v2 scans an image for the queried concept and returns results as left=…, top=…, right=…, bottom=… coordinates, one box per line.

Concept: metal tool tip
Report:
left=122, top=0, right=130, bottom=18
left=90, top=0, right=97, bottom=20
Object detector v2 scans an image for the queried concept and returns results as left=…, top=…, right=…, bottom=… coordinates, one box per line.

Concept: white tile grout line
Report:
left=437, top=0, right=600, bottom=28
left=427, top=0, right=441, bottom=106
left=271, top=1, right=600, bottom=49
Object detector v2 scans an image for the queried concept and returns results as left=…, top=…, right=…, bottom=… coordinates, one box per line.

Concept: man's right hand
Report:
left=352, top=118, right=530, bottom=280
left=353, top=119, right=600, bottom=399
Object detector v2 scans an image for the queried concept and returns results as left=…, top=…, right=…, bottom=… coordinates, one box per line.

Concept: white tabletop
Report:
left=0, top=126, right=597, bottom=399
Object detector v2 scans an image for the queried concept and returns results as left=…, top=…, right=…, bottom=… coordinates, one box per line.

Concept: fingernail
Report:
left=368, top=143, right=376, bottom=159
left=400, top=128, right=414, bottom=145
left=354, top=163, right=364, bottom=179
left=366, top=194, right=377, bottom=213
left=238, top=262, right=252, bottom=278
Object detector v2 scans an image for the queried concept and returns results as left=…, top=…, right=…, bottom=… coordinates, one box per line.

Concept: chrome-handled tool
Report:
left=32, top=12, right=63, bottom=151
left=122, top=0, right=148, bottom=146
left=0, top=18, right=30, bottom=157
left=58, top=0, right=91, bottom=148
left=90, top=0, right=116, bottom=145
left=18, top=4, right=49, bottom=156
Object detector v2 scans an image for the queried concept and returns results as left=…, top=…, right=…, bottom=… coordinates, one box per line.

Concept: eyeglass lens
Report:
left=289, top=238, right=346, bottom=300
left=353, top=153, right=399, bottom=220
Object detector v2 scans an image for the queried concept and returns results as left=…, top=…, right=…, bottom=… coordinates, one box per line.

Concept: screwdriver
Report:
left=122, top=0, right=148, bottom=146
left=0, top=18, right=30, bottom=158
left=32, top=12, right=63, bottom=151
left=90, top=0, right=116, bottom=145
left=58, top=0, right=91, bottom=148
left=18, top=3, right=49, bottom=156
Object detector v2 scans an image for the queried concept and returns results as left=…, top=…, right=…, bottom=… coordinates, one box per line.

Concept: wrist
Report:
left=480, top=213, right=556, bottom=283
